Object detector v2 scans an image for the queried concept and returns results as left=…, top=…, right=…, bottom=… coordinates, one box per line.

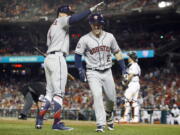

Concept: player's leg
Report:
left=122, top=100, right=131, bottom=122
left=102, top=69, right=116, bottom=130
left=51, top=56, right=73, bottom=130
left=176, top=116, right=180, bottom=125
left=86, top=70, right=105, bottom=132
left=36, top=58, right=52, bottom=129
left=131, top=83, right=140, bottom=123
left=122, top=86, right=134, bottom=122
left=19, top=92, right=33, bottom=120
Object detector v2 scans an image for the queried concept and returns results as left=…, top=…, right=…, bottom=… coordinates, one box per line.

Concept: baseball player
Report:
left=35, top=2, right=105, bottom=130
left=171, top=104, right=180, bottom=124
left=120, top=52, right=141, bottom=123
left=75, top=13, right=126, bottom=132
left=18, top=82, right=46, bottom=120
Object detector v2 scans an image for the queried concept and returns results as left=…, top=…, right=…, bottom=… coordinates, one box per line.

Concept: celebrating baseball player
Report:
left=75, top=13, right=126, bottom=132
left=35, top=2, right=105, bottom=130
left=120, top=52, right=141, bottom=123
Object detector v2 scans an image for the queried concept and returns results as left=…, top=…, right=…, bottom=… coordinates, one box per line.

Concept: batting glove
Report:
left=90, top=1, right=105, bottom=12
left=78, top=68, right=87, bottom=82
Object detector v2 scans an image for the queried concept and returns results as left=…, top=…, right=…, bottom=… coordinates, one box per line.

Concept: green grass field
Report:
left=0, top=118, right=180, bottom=135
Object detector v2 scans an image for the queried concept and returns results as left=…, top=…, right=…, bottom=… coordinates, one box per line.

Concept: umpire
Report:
left=18, top=82, right=46, bottom=120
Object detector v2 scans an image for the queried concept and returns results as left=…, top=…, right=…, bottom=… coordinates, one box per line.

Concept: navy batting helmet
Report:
left=89, top=13, right=105, bottom=25
left=57, top=5, right=74, bottom=17
left=127, top=52, right=138, bottom=62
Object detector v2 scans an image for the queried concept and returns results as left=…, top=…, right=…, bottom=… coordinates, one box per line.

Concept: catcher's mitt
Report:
left=121, top=74, right=129, bottom=89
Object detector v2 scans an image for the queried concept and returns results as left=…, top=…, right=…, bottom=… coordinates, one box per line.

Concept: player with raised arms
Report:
left=35, top=2, right=105, bottom=130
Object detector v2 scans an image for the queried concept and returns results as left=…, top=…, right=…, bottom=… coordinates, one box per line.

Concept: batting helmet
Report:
left=88, top=13, right=105, bottom=25
left=127, top=52, right=138, bottom=62
left=57, top=5, right=74, bottom=17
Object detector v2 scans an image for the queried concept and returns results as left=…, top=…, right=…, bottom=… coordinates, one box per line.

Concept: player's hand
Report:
left=78, top=68, right=87, bottom=82
left=90, top=1, right=105, bottom=12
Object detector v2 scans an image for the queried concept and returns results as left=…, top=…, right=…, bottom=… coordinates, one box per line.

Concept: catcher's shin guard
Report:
left=131, top=101, right=140, bottom=122
left=122, top=101, right=130, bottom=122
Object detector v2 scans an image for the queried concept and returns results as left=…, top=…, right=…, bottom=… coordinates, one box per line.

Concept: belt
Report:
left=49, top=51, right=57, bottom=54
left=48, top=51, right=66, bottom=56
left=87, top=68, right=109, bottom=72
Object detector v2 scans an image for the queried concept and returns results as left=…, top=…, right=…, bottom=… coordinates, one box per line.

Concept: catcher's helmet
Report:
left=127, top=52, right=138, bottom=62
left=89, top=13, right=105, bottom=25
left=57, top=5, right=74, bottom=17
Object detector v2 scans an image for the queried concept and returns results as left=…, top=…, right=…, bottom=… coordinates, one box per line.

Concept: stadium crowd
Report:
left=0, top=63, right=179, bottom=123
left=0, top=0, right=169, bottom=21
left=0, top=28, right=178, bottom=56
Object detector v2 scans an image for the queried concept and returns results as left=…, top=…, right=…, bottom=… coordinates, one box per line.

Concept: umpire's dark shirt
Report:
left=20, top=82, right=46, bottom=97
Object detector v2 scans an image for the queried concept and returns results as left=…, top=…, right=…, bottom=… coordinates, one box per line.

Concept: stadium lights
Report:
left=158, top=1, right=173, bottom=8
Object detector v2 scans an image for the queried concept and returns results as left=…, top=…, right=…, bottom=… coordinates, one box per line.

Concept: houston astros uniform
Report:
left=75, top=30, right=121, bottom=127
left=122, top=53, right=141, bottom=123
left=45, top=16, right=70, bottom=101
left=35, top=4, right=105, bottom=130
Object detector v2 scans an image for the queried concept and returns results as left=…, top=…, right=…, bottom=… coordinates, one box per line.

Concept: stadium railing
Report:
left=0, top=108, right=170, bottom=124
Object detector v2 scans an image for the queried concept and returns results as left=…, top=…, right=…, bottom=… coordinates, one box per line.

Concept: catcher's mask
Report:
left=127, top=52, right=138, bottom=62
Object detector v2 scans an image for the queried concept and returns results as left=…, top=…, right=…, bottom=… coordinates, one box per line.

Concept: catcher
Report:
left=120, top=52, right=141, bottom=123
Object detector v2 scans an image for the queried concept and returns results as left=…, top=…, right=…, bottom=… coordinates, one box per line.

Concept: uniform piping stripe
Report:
left=58, top=56, right=62, bottom=92
left=101, top=32, right=107, bottom=69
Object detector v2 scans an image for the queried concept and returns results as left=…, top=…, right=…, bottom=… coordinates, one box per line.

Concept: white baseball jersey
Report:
left=127, top=62, right=141, bottom=82
left=124, top=62, right=141, bottom=101
left=46, top=16, right=70, bottom=55
left=75, top=30, right=120, bottom=126
left=75, top=31, right=121, bottom=70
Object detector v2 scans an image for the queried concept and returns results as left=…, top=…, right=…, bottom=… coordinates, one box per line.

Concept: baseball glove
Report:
left=121, top=74, right=129, bottom=89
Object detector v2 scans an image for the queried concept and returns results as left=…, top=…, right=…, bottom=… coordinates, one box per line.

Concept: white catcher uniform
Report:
left=122, top=60, right=141, bottom=122
left=75, top=31, right=121, bottom=126
left=45, top=16, right=70, bottom=101
left=124, top=62, right=141, bottom=101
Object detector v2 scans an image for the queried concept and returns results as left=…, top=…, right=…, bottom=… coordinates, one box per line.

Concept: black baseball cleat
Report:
left=18, top=113, right=27, bottom=120
left=96, top=126, right=105, bottom=132
left=107, top=123, right=114, bottom=131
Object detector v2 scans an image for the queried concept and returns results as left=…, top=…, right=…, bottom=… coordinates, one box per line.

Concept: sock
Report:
left=53, top=96, right=62, bottom=125
left=38, top=98, right=51, bottom=119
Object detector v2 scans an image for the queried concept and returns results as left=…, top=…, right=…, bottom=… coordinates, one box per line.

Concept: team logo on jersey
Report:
left=89, top=45, right=110, bottom=55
